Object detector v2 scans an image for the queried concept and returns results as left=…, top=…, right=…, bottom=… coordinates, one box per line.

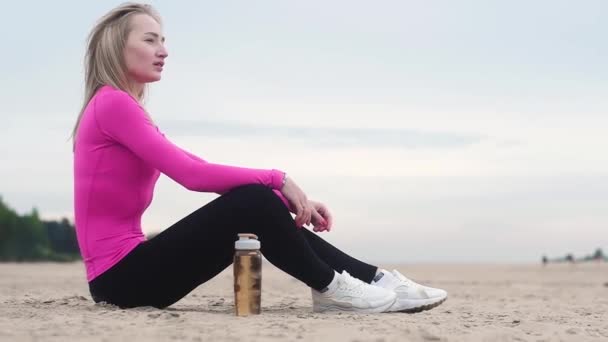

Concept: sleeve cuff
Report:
left=270, top=169, right=285, bottom=190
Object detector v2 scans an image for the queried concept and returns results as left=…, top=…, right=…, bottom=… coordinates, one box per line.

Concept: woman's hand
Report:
left=308, top=200, right=333, bottom=232
left=280, top=176, right=312, bottom=227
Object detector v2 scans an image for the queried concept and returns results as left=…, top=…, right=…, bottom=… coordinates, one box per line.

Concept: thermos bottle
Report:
left=234, top=233, right=262, bottom=316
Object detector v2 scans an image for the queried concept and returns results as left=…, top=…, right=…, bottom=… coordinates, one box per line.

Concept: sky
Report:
left=1, top=0, right=606, bottom=264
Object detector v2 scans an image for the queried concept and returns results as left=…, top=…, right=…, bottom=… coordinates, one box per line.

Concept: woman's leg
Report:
left=89, top=184, right=335, bottom=309
left=298, top=229, right=378, bottom=283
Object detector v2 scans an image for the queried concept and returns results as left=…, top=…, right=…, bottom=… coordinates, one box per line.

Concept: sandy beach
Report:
left=1, top=261, right=606, bottom=341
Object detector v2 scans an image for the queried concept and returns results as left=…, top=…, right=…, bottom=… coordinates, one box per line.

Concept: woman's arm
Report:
left=94, top=89, right=285, bottom=194
left=176, top=145, right=293, bottom=212
left=158, top=126, right=295, bottom=213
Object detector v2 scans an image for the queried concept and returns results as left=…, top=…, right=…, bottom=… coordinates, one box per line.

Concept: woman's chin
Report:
left=144, top=75, right=162, bottom=83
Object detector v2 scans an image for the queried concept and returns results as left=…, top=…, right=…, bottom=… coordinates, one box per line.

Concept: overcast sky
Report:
left=1, top=0, right=606, bottom=264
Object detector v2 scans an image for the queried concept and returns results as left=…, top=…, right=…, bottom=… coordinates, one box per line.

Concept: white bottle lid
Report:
left=235, top=233, right=261, bottom=250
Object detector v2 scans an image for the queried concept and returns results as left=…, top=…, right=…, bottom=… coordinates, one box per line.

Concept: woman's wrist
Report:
left=281, top=172, right=287, bottom=190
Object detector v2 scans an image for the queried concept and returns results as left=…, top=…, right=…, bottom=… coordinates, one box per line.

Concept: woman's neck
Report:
left=132, top=82, right=144, bottom=98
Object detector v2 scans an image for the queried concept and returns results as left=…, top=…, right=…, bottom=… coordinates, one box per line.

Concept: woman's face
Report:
left=124, top=14, right=168, bottom=84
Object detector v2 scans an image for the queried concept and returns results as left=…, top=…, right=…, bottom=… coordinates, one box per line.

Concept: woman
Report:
left=71, top=2, right=447, bottom=313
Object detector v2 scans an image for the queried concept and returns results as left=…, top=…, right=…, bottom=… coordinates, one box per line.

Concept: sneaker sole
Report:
left=313, top=296, right=397, bottom=314
left=394, top=295, right=447, bottom=313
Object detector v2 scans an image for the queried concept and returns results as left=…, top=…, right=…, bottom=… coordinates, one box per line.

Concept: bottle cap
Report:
left=235, top=233, right=261, bottom=250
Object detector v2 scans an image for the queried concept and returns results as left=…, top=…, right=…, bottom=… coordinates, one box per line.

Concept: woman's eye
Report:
left=145, top=39, right=154, bottom=43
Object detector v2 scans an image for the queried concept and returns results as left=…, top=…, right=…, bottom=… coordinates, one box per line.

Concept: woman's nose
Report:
left=157, top=46, right=168, bottom=59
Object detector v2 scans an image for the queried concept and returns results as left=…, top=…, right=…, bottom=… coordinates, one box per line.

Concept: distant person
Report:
left=566, top=253, right=575, bottom=263
left=69, top=3, right=447, bottom=313
left=592, top=248, right=605, bottom=262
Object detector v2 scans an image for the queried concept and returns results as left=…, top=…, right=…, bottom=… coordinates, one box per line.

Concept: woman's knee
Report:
left=229, top=184, right=277, bottom=202
left=227, top=184, right=287, bottom=216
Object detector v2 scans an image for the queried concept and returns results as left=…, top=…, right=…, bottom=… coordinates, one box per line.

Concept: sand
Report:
left=1, top=261, right=607, bottom=341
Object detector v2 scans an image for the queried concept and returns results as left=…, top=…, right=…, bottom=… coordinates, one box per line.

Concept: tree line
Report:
left=0, top=196, right=81, bottom=262
left=542, top=248, right=606, bottom=265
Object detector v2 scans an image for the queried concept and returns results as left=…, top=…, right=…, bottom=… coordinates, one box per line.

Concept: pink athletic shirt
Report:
left=73, top=85, right=290, bottom=282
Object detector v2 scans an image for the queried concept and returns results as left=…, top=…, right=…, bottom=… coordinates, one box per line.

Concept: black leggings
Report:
left=88, top=184, right=378, bottom=309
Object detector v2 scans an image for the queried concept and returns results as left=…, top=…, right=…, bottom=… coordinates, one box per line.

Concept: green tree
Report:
left=0, top=196, right=19, bottom=259
left=0, top=197, right=81, bottom=261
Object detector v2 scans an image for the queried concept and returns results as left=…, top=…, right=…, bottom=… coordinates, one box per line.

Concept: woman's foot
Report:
left=372, top=269, right=448, bottom=313
left=311, top=271, right=397, bottom=313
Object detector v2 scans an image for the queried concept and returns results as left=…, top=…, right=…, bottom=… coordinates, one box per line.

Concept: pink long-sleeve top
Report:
left=73, top=85, right=290, bottom=282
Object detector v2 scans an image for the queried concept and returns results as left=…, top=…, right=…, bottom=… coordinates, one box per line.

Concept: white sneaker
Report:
left=372, top=269, right=447, bottom=313
left=312, top=271, right=397, bottom=313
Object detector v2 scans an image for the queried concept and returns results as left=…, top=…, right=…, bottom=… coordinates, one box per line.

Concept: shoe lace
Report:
left=338, top=271, right=365, bottom=295
left=393, top=270, right=418, bottom=288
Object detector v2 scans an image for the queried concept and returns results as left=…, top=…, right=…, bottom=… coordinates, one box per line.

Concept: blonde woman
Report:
left=71, top=2, right=448, bottom=312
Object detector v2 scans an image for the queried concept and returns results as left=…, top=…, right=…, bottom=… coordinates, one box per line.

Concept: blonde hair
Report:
left=69, top=2, right=162, bottom=152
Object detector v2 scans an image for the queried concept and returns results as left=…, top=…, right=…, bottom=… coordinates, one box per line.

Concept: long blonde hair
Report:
left=70, top=2, right=162, bottom=152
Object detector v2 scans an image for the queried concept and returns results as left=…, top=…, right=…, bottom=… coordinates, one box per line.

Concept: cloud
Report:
left=161, top=119, right=485, bottom=149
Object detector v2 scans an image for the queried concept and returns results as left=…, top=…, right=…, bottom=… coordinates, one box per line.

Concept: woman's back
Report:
left=74, top=85, right=157, bottom=282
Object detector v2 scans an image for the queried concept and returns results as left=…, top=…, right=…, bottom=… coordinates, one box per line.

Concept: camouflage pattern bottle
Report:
left=234, top=233, right=262, bottom=316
